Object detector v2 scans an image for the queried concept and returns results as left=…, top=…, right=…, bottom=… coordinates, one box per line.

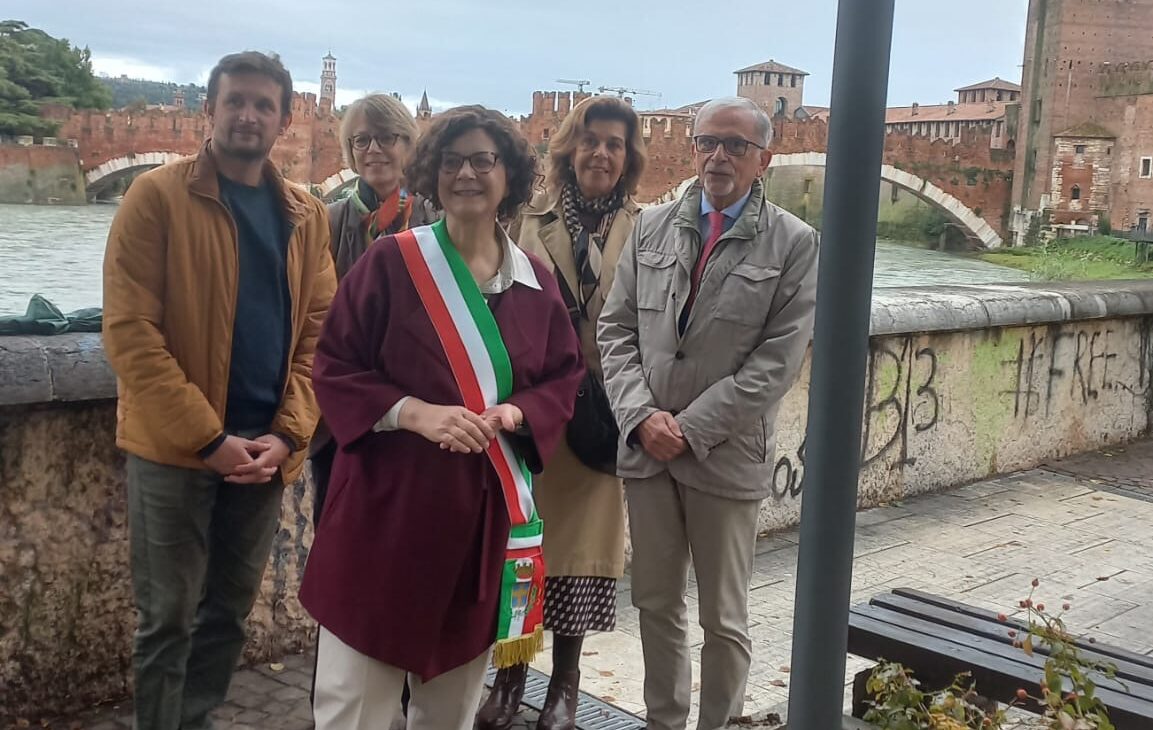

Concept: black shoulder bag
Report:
left=552, top=267, right=620, bottom=475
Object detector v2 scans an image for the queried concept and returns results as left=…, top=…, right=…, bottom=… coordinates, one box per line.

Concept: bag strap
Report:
left=538, top=235, right=583, bottom=333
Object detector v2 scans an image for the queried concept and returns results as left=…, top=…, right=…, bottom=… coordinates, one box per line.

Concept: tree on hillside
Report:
left=0, top=20, right=112, bottom=137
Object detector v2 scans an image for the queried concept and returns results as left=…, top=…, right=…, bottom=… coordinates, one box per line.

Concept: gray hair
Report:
left=694, top=97, right=773, bottom=147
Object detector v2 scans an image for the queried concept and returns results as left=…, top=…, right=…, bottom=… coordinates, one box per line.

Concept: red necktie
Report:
left=685, top=210, right=726, bottom=315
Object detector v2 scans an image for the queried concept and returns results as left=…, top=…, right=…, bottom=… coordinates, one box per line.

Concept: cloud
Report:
left=294, top=81, right=368, bottom=109
left=292, top=82, right=462, bottom=116
left=91, top=55, right=177, bottom=82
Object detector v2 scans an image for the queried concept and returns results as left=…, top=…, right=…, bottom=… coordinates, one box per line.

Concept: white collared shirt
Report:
left=374, top=229, right=539, bottom=432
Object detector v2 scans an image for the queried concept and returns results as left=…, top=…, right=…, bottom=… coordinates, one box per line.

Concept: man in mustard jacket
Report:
left=101, top=51, right=335, bottom=729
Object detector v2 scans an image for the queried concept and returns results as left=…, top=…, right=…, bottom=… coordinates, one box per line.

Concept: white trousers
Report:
left=313, top=625, right=491, bottom=730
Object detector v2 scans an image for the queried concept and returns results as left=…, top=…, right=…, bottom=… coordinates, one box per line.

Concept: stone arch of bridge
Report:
left=84, top=152, right=188, bottom=197
left=318, top=168, right=359, bottom=201
left=657, top=152, right=1003, bottom=248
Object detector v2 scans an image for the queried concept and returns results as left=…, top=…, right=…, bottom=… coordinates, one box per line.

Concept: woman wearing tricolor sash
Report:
left=300, top=106, right=585, bottom=730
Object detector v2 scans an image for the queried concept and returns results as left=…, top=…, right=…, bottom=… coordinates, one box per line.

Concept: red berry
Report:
left=997, top=613, right=1008, bottom=622
left=1063, top=602, right=1071, bottom=611
left=1017, top=688, right=1028, bottom=700
left=1036, top=603, right=1045, bottom=612
left=1008, top=629, right=1018, bottom=638
left=1032, top=578, right=1040, bottom=587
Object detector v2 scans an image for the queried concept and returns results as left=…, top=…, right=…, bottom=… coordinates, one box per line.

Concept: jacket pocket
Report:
left=715, top=263, right=781, bottom=327
left=636, top=250, right=677, bottom=312
left=731, top=416, right=768, bottom=463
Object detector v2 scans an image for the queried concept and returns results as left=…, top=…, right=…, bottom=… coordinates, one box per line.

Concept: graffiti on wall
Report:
left=765, top=318, right=1151, bottom=503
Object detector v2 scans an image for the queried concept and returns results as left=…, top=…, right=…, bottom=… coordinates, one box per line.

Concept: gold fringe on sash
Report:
left=491, top=625, right=544, bottom=669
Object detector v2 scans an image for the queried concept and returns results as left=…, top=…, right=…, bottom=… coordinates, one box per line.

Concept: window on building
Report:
left=791, top=75, right=798, bottom=88
left=803, top=178, right=813, bottom=194
left=1139, top=213, right=1150, bottom=232
left=764, top=72, right=772, bottom=85
left=997, top=91, right=1004, bottom=101
left=1075, top=144, right=1086, bottom=155
left=773, top=97, right=788, bottom=117
left=542, top=128, right=550, bottom=140
left=1142, top=157, right=1153, bottom=179
left=1071, top=185, right=1081, bottom=201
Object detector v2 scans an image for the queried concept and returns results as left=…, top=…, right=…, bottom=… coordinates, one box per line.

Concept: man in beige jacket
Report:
left=597, top=97, right=818, bottom=730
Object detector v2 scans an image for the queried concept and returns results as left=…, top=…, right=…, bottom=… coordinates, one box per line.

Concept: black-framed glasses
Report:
left=440, top=151, right=500, bottom=175
left=349, top=132, right=406, bottom=151
left=693, top=135, right=765, bottom=157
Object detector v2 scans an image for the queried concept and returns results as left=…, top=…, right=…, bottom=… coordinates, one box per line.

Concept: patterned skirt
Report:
left=543, top=576, right=618, bottom=637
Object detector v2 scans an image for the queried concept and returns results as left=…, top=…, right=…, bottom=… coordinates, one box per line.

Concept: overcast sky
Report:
left=23, top=1, right=1028, bottom=116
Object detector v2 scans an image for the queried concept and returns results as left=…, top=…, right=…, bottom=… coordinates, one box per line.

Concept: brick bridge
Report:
left=45, top=96, right=1013, bottom=246
left=629, top=116, right=1013, bottom=247
left=42, top=92, right=345, bottom=198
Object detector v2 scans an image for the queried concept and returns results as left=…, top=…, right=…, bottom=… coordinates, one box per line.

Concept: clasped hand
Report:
left=402, top=398, right=524, bottom=454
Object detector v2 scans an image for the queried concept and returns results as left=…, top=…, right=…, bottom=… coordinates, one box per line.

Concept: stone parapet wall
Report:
left=4, top=280, right=1153, bottom=717
left=0, top=336, right=315, bottom=719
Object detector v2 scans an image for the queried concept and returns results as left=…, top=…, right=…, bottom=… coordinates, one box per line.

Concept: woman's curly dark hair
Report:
left=405, top=105, right=538, bottom=222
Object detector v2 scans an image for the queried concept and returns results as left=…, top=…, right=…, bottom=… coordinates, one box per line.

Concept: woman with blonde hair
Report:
left=479, top=95, right=647, bottom=730
left=310, top=93, right=437, bottom=521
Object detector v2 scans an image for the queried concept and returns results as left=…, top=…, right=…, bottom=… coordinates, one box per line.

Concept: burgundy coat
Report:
left=299, top=234, right=584, bottom=679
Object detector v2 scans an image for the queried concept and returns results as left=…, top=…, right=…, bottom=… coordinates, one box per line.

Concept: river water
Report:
left=0, top=203, right=1030, bottom=316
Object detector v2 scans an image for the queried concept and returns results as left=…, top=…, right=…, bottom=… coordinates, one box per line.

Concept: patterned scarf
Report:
left=561, top=182, right=624, bottom=317
left=351, top=178, right=413, bottom=242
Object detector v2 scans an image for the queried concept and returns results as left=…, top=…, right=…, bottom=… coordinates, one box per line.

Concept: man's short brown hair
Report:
left=405, top=105, right=537, bottom=222
left=206, top=51, right=294, bottom=119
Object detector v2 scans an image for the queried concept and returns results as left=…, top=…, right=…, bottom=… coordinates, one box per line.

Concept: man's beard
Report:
left=215, top=130, right=273, bottom=161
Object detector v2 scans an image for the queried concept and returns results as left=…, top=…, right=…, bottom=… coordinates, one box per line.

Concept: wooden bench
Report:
left=846, top=588, right=1153, bottom=729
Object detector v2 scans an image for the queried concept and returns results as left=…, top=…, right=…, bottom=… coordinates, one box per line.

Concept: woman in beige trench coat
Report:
left=477, top=95, right=648, bottom=730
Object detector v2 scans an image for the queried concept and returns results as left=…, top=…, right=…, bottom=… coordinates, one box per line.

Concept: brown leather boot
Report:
left=536, top=670, right=580, bottom=730
left=476, top=663, right=528, bottom=730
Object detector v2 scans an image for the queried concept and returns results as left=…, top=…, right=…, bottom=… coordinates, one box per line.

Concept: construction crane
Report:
left=556, top=79, right=591, bottom=92
left=597, top=85, right=660, bottom=99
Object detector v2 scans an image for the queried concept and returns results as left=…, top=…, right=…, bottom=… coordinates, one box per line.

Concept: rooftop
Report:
left=1054, top=121, right=1117, bottom=139
left=955, top=77, right=1021, bottom=92
left=734, top=59, right=809, bottom=76
left=886, top=100, right=1009, bottom=124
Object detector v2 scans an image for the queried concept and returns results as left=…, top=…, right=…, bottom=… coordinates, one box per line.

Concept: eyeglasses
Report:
left=349, top=132, right=407, bottom=151
left=693, top=135, right=765, bottom=157
left=440, top=151, right=500, bottom=175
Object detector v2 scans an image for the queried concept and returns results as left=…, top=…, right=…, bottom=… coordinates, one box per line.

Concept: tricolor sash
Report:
left=395, top=220, right=545, bottom=668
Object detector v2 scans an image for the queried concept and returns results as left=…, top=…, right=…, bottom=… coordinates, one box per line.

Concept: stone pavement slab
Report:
left=31, top=445, right=1153, bottom=729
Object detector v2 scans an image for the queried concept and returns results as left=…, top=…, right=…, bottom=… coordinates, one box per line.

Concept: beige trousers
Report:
left=625, top=474, right=762, bottom=730
left=313, top=626, right=491, bottom=730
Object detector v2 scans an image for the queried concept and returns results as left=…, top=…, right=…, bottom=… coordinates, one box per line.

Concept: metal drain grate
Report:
left=485, top=666, right=646, bottom=730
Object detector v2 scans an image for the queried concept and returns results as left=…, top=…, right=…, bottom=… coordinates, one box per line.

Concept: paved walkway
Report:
left=36, top=443, right=1153, bottom=729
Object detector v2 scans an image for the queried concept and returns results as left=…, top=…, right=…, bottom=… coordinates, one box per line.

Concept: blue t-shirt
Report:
left=217, top=174, right=291, bottom=431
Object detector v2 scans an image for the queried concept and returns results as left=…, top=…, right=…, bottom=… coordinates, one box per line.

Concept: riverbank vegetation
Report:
left=980, top=236, right=1153, bottom=281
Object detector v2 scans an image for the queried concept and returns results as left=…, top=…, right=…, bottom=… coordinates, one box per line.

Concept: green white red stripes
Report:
left=395, top=221, right=536, bottom=527
left=394, top=220, right=546, bottom=661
